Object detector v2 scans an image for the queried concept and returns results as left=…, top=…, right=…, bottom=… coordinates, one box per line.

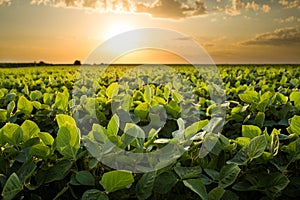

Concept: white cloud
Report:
left=279, top=0, right=299, bottom=9
left=0, top=0, right=11, bottom=6
left=275, top=16, right=295, bottom=23
left=241, top=27, right=300, bottom=46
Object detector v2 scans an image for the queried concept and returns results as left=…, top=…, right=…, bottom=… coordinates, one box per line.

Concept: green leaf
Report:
left=106, top=82, right=119, bottom=99
left=21, top=120, right=40, bottom=142
left=248, top=135, right=267, bottom=160
left=1, top=173, right=22, bottom=200
left=0, top=109, right=7, bottom=122
left=30, top=91, right=43, bottom=101
left=134, top=102, right=150, bottom=119
left=38, top=132, right=54, bottom=146
left=153, top=172, right=178, bottom=194
left=255, top=112, right=265, bottom=128
left=43, top=159, right=73, bottom=184
left=136, top=171, right=156, bottom=200
left=242, top=125, right=261, bottom=139
left=208, top=187, right=225, bottom=200
left=122, top=123, right=145, bottom=149
left=16, top=160, right=37, bottom=183
left=227, top=146, right=249, bottom=165
left=54, top=90, right=69, bottom=110
left=174, top=166, right=202, bottom=180
left=17, top=96, right=33, bottom=114
left=107, top=114, right=119, bottom=136
left=183, top=179, right=208, bottom=200
left=1, top=123, right=23, bottom=145
left=290, top=115, right=300, bottom=135
left=82, top=189, right=109, bottom=200
left=75, top=171, right=95, bottom=186
left=56, top=122, right=80, bottom=159
left=172, top=90, right=183, bottom=103
left=101, top=170, right=134, bottom=193
left=238, top=91, right=258, bottom=104
left=30, top=144, right=51, bottom=159
left=144, top=85, right=151, bottom=103
left=199, top=133, right=221, bottom=158
left=56, top=114, right=77, bottom=128
left=218, top=164, right=241, bottom=188
left=290, top=91, right=300, bottom=110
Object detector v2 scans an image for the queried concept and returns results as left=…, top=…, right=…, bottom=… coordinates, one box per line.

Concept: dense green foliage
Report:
left=0, top=65, right=299, bottom=200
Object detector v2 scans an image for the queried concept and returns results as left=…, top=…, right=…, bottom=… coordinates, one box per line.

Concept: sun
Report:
left=103, top=23, right=134, bottom=40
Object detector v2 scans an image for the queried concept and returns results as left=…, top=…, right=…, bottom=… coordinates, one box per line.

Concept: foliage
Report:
left=0, top=65, right=299, bottom=199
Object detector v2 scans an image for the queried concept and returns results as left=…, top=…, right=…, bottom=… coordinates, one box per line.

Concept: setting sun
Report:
left=103, top=23, right=135, bottom=40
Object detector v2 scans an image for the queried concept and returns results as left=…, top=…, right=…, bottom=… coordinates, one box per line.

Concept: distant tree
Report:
left=74, top=60, right=81, bottom=65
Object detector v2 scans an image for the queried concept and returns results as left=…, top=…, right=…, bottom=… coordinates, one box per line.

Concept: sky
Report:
left=0, top=0, right=299, bottom=64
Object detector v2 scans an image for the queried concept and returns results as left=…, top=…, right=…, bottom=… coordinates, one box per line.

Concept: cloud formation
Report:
left=275, top=16, right=296, bottom=23
left=0, top=0, right=11, bottom=6
left=224, top=0, right=271, bottom=16
left=278, top=0, right=299, bottom=9
left=241, top=27, right=300, bottom=46
left=28, top=0, right=207, bottom=19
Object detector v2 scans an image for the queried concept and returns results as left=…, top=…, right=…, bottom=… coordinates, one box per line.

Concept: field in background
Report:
left=0, top=65, right=300, bottom=200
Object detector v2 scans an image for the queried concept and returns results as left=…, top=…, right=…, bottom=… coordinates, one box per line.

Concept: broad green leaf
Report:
left=248, top=135, right=267, bottom=160
left=56, top=123, right=80, bottom=159
left=54, top=90, right=69, bottom=110
left=16, top=160, right=36, bottom=183
left=21, top=120, right=40, bottom=142
left=122, top=123, right=145, bottom=149
left=43, top=159, right=73, bottom=184
left=106, top=82, right=119, bottom=99
left=199, top=133, right=221, bottom=158
left=56, top=114, right=76, bottom=128
left=289, top=115, right=300, bottom=135
left=1, top=173, right=22, bottom=200
left=38, top=132, right=54, bottom=146
left=7, top=101, right=15, bottom=117
left=276, top=92, right=288, bottom=104
left=29, top=90, right=43, bottom=101
left=238, top=91, right=258, bottom=104
left=136, top=171, right=156, bottom=200
left=107, top=114, right=119, bottom=136
left=183, top=179, right=208, bottom=200
left=101, top=170, right=134, bottom=193
left=242, top=125, right=261, bottom=139
left=255, top=112, right=265, bottom=128
left=227, top=146, right=249, bottom=165
left=0, top=109, right=7, bottom=122
left=218, top=164, right=241, bottom=188
left=204, top=168, right=219, bottom=180
left=234, top=137, right=250, bottom=147
left=75, top=171, right=95, bottom=186
left=134, top=102, right=150, bottom=119
left=1, top=123, right=23, bottom=145
left=17, top=96, right=33, bottom=114
left=166, top=100, right=181, bottom=118
left=290, top=91, right=300, bottom=110
left=184, top=120, right=208, bottom=139
left=208, top=187, right=225, bottom=200
left=82, top=189, right=109, bottom=200
left=174, top=166, right=202, bottom=180
left=30, top=144, right=51, bottom=159
left=144, top=85, right=151, bottom=103
left=172, top=90, right=183, bottom=103
left=153, top=172, right=178, bottom=194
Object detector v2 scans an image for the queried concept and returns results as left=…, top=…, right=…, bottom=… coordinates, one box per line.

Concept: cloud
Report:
left=279, top=0, right=299, bottom=9
left=135, top=0, right=206, bottom=19
left=29, top=0, right=207, bottom=19
left=0, top=0, right=11, bottom=6
left=275, top=16, right=295, bottom=23
left=225, top=0, right=271, bottom=16
left=241, top=27, right=300, bottom=46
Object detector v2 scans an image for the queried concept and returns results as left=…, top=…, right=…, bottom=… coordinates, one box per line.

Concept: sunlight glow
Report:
left=103, top=23, right=135, bottom=40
